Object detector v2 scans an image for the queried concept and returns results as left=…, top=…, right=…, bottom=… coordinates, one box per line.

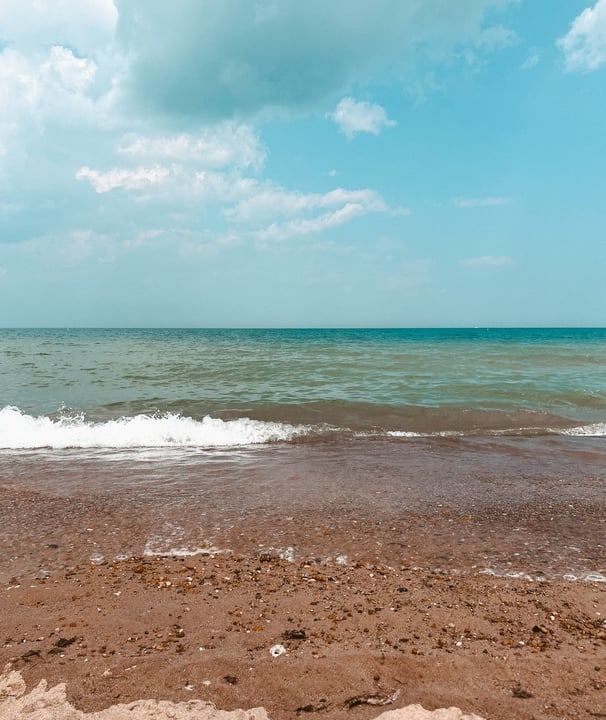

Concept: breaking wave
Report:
left=559, top=422, right=606, bottom=437
left=0, top=406, right=308, bottom=450
left=1, top=404, right=605, bottom=450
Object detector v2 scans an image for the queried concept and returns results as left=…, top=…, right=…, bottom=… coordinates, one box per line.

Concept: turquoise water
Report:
left=1, top=328, right=605, bottom=447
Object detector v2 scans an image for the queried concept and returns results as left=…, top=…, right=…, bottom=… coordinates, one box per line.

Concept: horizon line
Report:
left=1, top=326, right=605, bottom=331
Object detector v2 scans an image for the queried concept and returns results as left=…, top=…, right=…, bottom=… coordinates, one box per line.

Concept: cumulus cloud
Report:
left=0, top=0, right=517, bottom=256
left=452, top=196, right=512, bottom=208
left=46, top=46, right=97, bottom=93
left=462, top=255, right=513, bottom=267
left=0, top=44, right=104, bottom=133
left=558, top=0, right=606, bottom=72
left=330, top=97, right=396, bottom=138
left=114, top=0, right=517, bottom=120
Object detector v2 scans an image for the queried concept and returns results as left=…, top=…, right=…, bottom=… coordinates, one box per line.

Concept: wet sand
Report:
left=1, top=437, right=605, bottom=718
left=2, top=436, right=606, bottom=583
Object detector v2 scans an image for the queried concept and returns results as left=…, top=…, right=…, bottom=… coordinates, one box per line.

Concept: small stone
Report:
left=512, top=683, right=533, bottom=699
left=283, top=629, right=306, bottom=641
left=532, top=625, right=548, bottom=634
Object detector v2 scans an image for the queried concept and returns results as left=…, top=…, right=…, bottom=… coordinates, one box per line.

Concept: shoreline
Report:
left=2, top=434, right=606, bottom=586
left=2, top=434, right=605, bottom=718
left=2, top=553, right=605, bottom=720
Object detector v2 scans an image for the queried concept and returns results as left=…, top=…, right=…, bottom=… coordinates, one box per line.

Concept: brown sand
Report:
left=1, top=554, right=605, bottom=720
left=0, top=670, right=485, bottom=720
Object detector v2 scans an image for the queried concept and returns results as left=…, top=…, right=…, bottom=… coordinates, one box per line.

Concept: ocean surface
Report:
left=1, top=328, right=605, bottom=582
left=2, top=327, right=606, bottom=446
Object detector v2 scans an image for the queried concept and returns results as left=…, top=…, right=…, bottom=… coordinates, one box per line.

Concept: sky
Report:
left=0, top=0, right=605, bottom=328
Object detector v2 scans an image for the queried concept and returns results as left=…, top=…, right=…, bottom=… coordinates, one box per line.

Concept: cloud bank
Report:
left=114, top=0, right=518, bottom=120
left=0, top=0, right=517, bottom=256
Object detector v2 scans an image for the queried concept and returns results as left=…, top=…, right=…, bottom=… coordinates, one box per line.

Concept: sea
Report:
left=1, top=327, right=605, bottom=583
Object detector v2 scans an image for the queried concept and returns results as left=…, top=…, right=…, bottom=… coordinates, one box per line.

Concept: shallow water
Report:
left=1, top=435, right=605, bottom=583
left=1, top=328, right=605, bottom=582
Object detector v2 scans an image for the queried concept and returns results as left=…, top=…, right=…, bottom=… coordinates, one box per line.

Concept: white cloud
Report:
left=330, top=97, right=396, bottom=139
left=521, top=52, right=540, bottom=70
left=254, top=203, right=378, bottom=243
left=76, top=166, right=170, bottom=193
left=462, top=255, right=513, bottom=267
left=75, top=150, right=389, bottom=242
left=46, top=46, right=97, bottom=93
left=119, top=124, right=266, bottom=172
left=0, top=0, right=516, bottom=261
left=452, top=196, right=512, bottom=208
left=558, top=0, right=606, bottom=72
left=220, top=181, right=387, bottom=242
left=0, top=0, right=118, bottom=54
left=225, top=187, right=386, bottom=225
left=0, top=45, right=103, bottom=133
left=192, top=171, right=259, bottom=206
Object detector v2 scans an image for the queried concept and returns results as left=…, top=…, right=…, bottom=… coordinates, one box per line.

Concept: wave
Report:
left=560, top=423, right=606, bottom=437
left=1, top=405, right=605, bottom=450
left=386, top=424, right=606, bottom=438
left=0, top=406, right=308, bottom=450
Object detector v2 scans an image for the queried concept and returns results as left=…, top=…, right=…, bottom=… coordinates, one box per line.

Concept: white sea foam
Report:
left=559, top=423, right=606, bottom=437
left=385, top=430, right=425, bottom=438
left=143, top=543, right=229, bottom=558
left=143, top=523, right=231, bottom=557
left=480, top=567, right=606, bottom=583
left=0, top=406, right=307, bottom=449
left=562, top=571, right=606, bottom=583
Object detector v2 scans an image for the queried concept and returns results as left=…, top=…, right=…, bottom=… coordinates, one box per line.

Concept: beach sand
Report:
left=2, top=552, right=605, bottom=720
left=2, top=436, right=606, bottom=720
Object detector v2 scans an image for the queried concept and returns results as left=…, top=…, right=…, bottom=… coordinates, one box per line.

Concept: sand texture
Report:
left=1, top=555, right=604, bottom=720
left=0, top=667, right=487, bottom=720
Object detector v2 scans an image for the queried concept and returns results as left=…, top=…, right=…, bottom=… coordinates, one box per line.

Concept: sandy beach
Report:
left=2, top=431, right=606, bottom=719
left=3, top=0, right=606, bottom=711
left=2, top=549, right=605, bottom=720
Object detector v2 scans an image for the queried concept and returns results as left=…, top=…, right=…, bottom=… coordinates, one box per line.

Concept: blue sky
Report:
left=0, top=0, right=605, bottom=327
